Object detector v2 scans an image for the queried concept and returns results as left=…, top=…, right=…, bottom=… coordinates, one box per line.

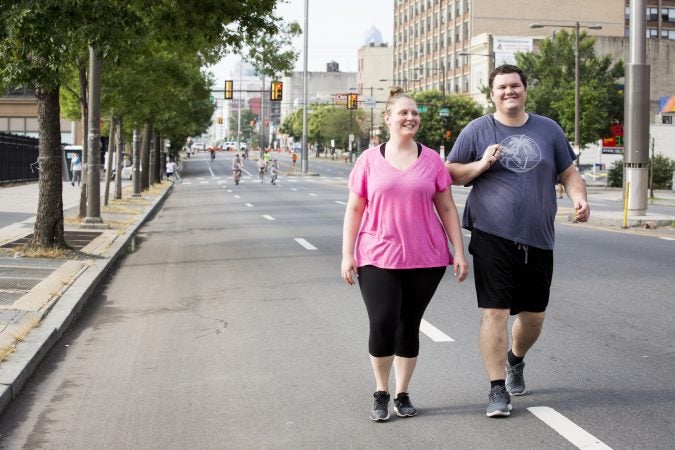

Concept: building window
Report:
left=647, top=28, right=659, bottom=38
left=647, top=7, right=658, bottom=21
left=664, top=8, right=675, bottom=23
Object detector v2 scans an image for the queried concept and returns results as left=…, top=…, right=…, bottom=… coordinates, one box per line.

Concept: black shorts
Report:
left=468, top=229, right=553, bottom=315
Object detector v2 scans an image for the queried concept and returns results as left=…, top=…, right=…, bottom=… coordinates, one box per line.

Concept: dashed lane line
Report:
left=420, top=319, right=455, bottom=342
left=234, top=194, right=240, bottom=199
left=528, top=406, right=612, bottom=450
left=309, top=193, right=318, bottom=197
left=294, top=238, right=317, bottom=251
left=263, top=215, right=275, bottom=221
left=245, top=203, right=253, bottom=207
left=335, top=201, right=346, bottom=205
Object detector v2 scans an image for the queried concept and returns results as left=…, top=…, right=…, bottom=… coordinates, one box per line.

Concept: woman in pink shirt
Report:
left=341, top=87, right=468, bottom=422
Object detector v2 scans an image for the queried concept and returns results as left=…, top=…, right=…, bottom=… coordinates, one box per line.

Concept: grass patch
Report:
left=0, top=343, right=15, bottom=363
left=11, top=314, right=40, bottom=343
left=0, top=243, right=94, bottom=260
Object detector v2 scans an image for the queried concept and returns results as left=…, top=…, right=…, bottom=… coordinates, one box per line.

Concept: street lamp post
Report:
left=530, top=22, right=602, bottom=159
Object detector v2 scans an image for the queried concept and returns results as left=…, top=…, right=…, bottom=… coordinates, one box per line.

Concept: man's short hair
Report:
left=489, top=64, right=527, bottom=90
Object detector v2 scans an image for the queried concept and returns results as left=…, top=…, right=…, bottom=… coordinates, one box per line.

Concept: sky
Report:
left=206, top=0, right=394, bottom=86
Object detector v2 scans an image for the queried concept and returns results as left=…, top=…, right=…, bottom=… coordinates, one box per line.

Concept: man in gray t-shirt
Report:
left=446, top=64, right=590, bottom=418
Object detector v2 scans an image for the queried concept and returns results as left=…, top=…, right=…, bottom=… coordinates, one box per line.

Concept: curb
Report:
left=0, top=185, right=172, bottom=414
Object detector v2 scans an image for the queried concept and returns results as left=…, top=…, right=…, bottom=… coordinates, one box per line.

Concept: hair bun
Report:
left=389, top=86, right=404, bottom=98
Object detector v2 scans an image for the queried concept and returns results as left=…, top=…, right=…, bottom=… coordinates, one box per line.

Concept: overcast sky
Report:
left=207, top=0, right=394, bottom=85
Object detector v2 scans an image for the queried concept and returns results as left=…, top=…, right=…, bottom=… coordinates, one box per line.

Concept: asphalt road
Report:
left=0, top=151, right=673, bottom=449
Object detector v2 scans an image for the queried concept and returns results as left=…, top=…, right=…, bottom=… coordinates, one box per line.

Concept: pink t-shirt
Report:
left=348, top=144, right=453, bottom=269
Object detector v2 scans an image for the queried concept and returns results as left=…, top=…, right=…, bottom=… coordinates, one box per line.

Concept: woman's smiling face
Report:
left=386, top=97, right=420, bottom=138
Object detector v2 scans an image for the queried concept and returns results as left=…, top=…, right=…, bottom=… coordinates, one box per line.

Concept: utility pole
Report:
left=82, top=46, right=105, bottom=227
left=301, top=0, right=309, bottom=173
left=625, top=0, right=650, bottom=215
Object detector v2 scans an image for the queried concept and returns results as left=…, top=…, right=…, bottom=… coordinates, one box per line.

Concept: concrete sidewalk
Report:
left=0, top=180, right=172, bottom=414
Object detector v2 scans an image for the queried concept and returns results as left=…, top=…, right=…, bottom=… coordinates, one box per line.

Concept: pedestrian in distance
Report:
left=446, top=64, right=590, bottom=418
left=166, top=158, right=177, bottom=182
left=257, top=156, right=266, bottom=183
left=292, top=152, right=298, bottom=170
left=341, top=87, right=468, bottom=422
left=70, top=153, right=82, bottom=186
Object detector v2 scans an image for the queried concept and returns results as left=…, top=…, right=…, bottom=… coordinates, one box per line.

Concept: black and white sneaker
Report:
left=370, top=391, right=390, bottom=422
left=394, top=392, right=417, bottom=417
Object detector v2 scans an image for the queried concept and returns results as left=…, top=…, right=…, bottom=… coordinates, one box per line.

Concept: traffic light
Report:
left=445, top=130, right=452, bottom=139
left=270, top=81, right=283, bottom=101
left=224, top=80, right=233, bottom=99
left=249, top=119, right=256, bottom=128
left=347, top=93, right=358, bottom=110
left=217, top=116, right=223, bottom=124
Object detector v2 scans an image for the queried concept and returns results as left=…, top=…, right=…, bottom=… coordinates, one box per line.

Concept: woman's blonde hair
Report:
left=385, top=87, right=414, bottom=116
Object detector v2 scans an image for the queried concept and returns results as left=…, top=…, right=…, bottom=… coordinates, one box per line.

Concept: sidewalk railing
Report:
left=0, top=133, right=39, bottom=185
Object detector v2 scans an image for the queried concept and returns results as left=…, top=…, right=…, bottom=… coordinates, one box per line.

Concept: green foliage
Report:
left=516, top=30, right=624, bottom=148
left=607, top=160, right=623, bottom=187
left=650, top=154, right=675, bottom=190
left=411, top=91, right=484, bottom=151
left=608, top=155, right=675, bottom=190
left=228, top=109, right=258, bottom=142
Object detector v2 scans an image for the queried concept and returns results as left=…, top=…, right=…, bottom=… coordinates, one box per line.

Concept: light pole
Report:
left=361, top=86, right=385, bottom=146
left=530, top=22, right=602, bottom=159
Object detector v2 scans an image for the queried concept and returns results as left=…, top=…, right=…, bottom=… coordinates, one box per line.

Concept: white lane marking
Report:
left=309, top=193, right=318, bottom=197
left=217, top=180, right=227, bottom=184
left=263, top=215, right=275, bottom=221
left=209, top=166, right=215, bottom=177
left=659, top=236, right=675, bottom=241
left=335, top=200, right=346, bottom=205
left=245, top=203, right=253, bottom=207
left=294, top=238, right=317, bottom=250
left=419, top=319, right=455, bottom=342
left=182, top=182, right=192, bottom=185
left=233, top=194, right=240, bottom=198
left=199, top=181, right=208, bottom=184
left=291, top=188, right=298, bottom=191
left=528, top=407, right=612, bottom=450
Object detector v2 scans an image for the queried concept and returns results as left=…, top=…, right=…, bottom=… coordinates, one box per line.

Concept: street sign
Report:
left=439, top=108, right=449, bottom=117
left=364, top=96, right=376, bottom=109
left=418, top=105, right=427, bottom=113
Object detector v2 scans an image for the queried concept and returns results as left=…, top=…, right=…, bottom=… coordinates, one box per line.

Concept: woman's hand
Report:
left=453, top=254, right=469, bottom=282
left=341, top=256, right=357, bottom=285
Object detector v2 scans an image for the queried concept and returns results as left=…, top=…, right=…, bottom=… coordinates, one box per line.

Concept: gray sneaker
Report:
left=506, top=361, right=526, bottom=396
left=486, top=385, right=512, bottom=417
left=370, top=391, right=390, bottom=422
left=394, top=392, right=417, bottom=417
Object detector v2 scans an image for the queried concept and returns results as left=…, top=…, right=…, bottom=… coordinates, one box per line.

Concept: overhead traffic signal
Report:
left=347, top=93, right=358, bottom=110
left=224, top=80, right=233, bottom=99
left=217, top=116, right=223, bottom=124
left=270, top=81, right=283, bottom=101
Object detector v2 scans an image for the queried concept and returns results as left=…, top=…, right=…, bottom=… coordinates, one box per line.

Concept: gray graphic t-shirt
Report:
left=447, top=114, right=575, bottom=250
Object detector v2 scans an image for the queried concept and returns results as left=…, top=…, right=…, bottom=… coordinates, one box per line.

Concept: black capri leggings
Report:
left=357, top=265, right=446, bottom=358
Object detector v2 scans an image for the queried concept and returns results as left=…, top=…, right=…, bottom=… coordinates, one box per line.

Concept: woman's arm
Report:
left=434, top=188, right=468, bottom=281
left=341, top=191, right=366, bottom=285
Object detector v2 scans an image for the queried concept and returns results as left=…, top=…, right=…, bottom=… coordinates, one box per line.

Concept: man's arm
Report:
left=446, top=144, right=501, bottom=186
left=559, top=164, right=590, bottom=222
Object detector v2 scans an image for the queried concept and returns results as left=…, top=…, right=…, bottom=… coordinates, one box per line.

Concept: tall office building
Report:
left=392, top=0, right=629, bottom=98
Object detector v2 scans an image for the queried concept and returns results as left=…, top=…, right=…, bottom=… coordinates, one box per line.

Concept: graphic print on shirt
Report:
left=498, top=134, right=542, bottom=173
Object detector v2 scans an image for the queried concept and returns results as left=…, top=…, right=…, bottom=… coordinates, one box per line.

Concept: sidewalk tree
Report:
left=411, top=91, right=483, bottom=151
left=516, top=30, right=624, bottom=148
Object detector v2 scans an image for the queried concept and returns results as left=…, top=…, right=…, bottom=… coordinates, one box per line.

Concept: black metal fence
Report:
left=0, top=132, right=39, bottom=184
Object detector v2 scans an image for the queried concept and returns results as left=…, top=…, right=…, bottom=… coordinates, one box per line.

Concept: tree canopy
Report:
left=515, top=30, right=624, bottom=148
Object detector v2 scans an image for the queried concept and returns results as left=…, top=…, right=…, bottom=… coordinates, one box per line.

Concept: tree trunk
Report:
left=115, top=116, right=124, bottom=199
left=78, top=58, right=89, bottom=218
left=31, top=85, right=66, bottom=248
left=153, top=130, right=161, bottom=184
left=141, top=122, right=152, bottom=190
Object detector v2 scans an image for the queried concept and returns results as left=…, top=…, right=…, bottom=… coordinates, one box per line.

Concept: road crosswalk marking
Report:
left=420, top=319, right=454, bottom=342
left=528, top=406, right=612, bottom=450
left=294, top=238, right=317, bottom=250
